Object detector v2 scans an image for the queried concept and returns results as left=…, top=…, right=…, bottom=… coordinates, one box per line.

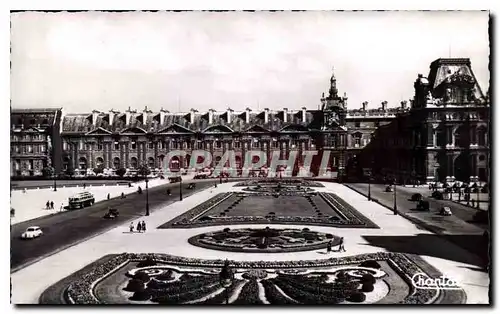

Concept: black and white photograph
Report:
left=8, top=9, right=491, bottom=306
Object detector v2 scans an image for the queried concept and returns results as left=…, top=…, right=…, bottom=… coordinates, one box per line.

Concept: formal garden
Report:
left=39, top=252, right=466, bottom=304
left=158, top=191, right=378, bottom=229
left=188, top=227, right=341, bottom=253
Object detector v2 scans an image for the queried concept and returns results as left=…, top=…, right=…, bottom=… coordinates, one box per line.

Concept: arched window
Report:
left=113, top=157, right=120, bottom=169
left=477, top=126, right=487, bottom=146
left=130, top=157, right=138, bottom=169
left=78, top=157, right=88, bottom=170
left=148, top=157, right=155, bottom=169
left=95, top=157, right=104, bottom=168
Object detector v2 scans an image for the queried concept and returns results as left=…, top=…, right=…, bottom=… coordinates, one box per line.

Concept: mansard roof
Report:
left=61, top=108, right=319, bottom=135
left=11, top=108, right=61, bottom=127
left=427, top=58, right=485, bottom=100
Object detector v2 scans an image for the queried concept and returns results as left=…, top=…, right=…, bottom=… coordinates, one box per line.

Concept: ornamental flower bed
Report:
left=61, top=252, right=465, bottom=305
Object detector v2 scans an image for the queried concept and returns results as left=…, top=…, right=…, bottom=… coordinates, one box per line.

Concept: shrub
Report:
left=361, top=274, right=376, bottom=285
left=124, top=279, right=145, bottom=292
left=116, top=167, right=127, bottom=177
left=302, top=228, right=310, bottom=232
left=198, top=234, right=205, bottom=239
left=347, top=291, right=366, bottom=303
left=134, top=271, right=151, bottom=282
left=359, top=260, right=381, bottom=269
left=361, top=283, right=374, bottom=293
left=130, top=288, right=150, bottom=301
left=199, top=216, right=212, bottom=221
left=411, top=193, right=423, bottom=201
left=223, top=227, right=231, bottom=232
left=156, top=270, right=175, bottom=281
left=431, top=191, right=443, bottom=200
left=137, top=258, right=157, bottom=268
left=325, top=234, right=334, bottom=239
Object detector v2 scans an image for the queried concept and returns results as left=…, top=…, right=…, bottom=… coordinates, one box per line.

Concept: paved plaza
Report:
left=11, top=180, right=489, bottom=304
left=10, top=176, right=196, bottom=225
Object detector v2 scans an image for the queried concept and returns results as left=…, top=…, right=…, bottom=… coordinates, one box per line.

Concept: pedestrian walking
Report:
left=141, top=221, right=146, bottom=233
left=83, top=183, right=86, bottom=189
left=121, top=192, right=125, bottom=199
left=338, top=237, right=346, bottom=252
left=137, top=221, right=142, bottom=233
left=129, top=222, right=134, bottom=233
left=326, top=240, right=332, bottom=254
left=46, top=201, right=50, bottom=210
left=50, top=201, right=54, bottom=209
left=107, top=193, right=110, bottom=200
left=60, top=203, right=64, bottom=211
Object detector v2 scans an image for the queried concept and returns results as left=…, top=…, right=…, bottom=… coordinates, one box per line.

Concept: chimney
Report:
left=190, top=108, right=197, bottom=124
left=108, top=109, right=116, bottom=126
left=245, top=107, right=251, bottom=124
left=401, top=100, right=407, bottom=110
left=301, top=107, right=307, bottom=123
left=227, top=107, right=233, bottom=124
left=92, top=110, right=100, bottom=126
left=125, top=107, right=133, bottom=125
left=362, top=101, right=368, bottom=111
left=283, top=108, right=288, bottom=123
left=160, top=108, right=169, bottom=125
left=264, top=108, right=270, bottom=123
left=381, top=101, right=388, bottom=111
left=142, top=106, right=149, bottom=125
left=208, top=109, right=215, bottom=124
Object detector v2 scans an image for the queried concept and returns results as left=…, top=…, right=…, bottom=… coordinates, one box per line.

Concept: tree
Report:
left=42, top=166, right=55, bottom=178
left=93, top=167, right=104, bottom=175
left=138, top=165, right=151, bottom=177
left=116, top=167, right=127, bottom=177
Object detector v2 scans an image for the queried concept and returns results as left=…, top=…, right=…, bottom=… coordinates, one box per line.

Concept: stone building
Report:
left=56, top=69, right=352, bottom=178
left=11, top=58, right=488, bottom=183
left=358, top=58, right=490, bottom=184
left=10, top=108, right=63, bottom=176
left=344, top=100, right=410, bottom=177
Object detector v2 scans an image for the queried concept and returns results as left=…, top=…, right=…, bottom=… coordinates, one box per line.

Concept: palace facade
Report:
left=356, top=58, right=490, bottom=184
left=10, top=108, right=63, bottom=176
left=10, top=58, right=490, bottom=183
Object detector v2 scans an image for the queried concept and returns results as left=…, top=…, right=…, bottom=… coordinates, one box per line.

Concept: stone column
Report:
left=125, top=142, right=129, bottom=168
left=427, top=124, right=433, bottom=146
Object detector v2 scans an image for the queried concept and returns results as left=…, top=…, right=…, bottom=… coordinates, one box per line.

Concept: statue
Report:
left=444, top=87, right=452, bottom=102
left=426, top=91, right=434, bottom=102
left=467, top=89, right=477, bottom=102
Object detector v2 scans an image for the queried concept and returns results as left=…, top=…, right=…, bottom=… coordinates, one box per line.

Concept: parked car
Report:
left=439, top=207, right=452, bottom=216
left=68, top=191, right=95, bottom=209
left=103, top=208, right=119, bottom=219
left=21, top=226, right=43, bottom=239
left=187, top=183, right=196, bottom=189
left=416, top=200, right=430, bottom=211
left=431, top=191, right=444, bottom=200
left=411, top=193, right=423, bottom=201
left=385, top=185, right=393, bottom=192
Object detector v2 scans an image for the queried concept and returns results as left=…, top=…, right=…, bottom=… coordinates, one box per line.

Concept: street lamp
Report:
left=219, top=259, right=234, bottom=304
left=145, top=177, right=150, bottom=216
left=476, top=182, right=480, bottom=209
left=368, top=177, right=371, bottom=201
left=393, top=178, right=398, bottom=215
left=53, top=172, right=57, bottom=192
left=179, top=176, right=183, bottom=201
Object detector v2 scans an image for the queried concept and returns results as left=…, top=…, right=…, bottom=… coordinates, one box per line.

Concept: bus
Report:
left=68, top=191, right=95, bottom=209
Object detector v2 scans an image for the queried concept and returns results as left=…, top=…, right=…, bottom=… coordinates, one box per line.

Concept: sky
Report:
left=10, top=11, right=490, bottom=113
